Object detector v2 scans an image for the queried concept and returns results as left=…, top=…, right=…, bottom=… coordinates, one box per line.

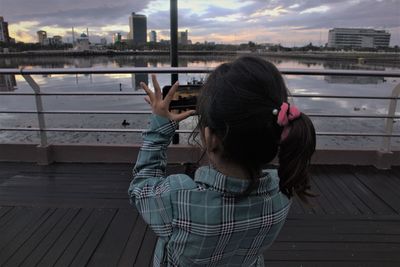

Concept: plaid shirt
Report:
left=128, top=115, right=291, bottom=267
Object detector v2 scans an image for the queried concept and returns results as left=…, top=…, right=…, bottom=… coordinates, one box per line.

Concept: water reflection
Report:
left=0, top=75, right=17, bottom=91
left=131, top=57, right=148, bottom=91
left=324, top=75, right=385, bottom=84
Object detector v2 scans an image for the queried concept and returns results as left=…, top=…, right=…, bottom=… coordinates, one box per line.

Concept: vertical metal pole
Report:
left=170, top=0, right=178, bottom=84
left=22, top=74, right=48, bottom=147
left=170, top=0, right=180, bottom=144
left=382, top=83, right=400, bottom=152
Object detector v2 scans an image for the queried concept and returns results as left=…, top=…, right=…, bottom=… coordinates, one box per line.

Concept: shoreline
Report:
left=1, top=50, right=399, bottom=64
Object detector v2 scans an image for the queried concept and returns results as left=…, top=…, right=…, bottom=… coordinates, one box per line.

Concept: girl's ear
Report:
left=204, top=127, right=220, bottom=153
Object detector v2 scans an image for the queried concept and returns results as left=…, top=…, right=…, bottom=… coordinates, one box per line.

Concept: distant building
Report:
left=0, top=17, right=10, bottom=43
left=149, top=30, right=157, bottom=43
left=128, top=12, right=147, bottom=44
left=100, top=38, right=107, bottom=45
left=113, top=32, right=122, bottom=44
left=74, top=33, right=90, bottom=51
left=178, top=30, right=188, bottom=45
left=328, top=28, right=391, bottom=48
left=37, top=30, right=47, bottom=45
left=53, top=35, right=63, bottom=45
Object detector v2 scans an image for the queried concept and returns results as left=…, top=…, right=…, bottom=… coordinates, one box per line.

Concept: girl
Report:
left=129, top=56, right=316, bottom=266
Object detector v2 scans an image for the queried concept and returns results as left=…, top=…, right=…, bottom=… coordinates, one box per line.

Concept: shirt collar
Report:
left=194, top=166, right=280, bottom=195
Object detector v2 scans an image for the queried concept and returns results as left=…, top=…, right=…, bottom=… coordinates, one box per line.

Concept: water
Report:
left=0, top=55, right=399, bottom=149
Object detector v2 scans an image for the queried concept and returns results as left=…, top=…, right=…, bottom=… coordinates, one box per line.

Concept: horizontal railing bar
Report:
left=0, top=67, right=400, bottom=77
left=0, top=110, right=152, bottom=115
left=0, top=127, right=399, bottom=137
left=0, top=92, right=147, bottom=96
left=1, top=110, right=399, bottom=119
left=0, top=92, right=399, bottom=100
left=0, top=127, right=193, bottom=134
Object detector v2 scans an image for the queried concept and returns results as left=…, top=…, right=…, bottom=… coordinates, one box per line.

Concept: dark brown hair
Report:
left=194, top=56, right=316, bottom=202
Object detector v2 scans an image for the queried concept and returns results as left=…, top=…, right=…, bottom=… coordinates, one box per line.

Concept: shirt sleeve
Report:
left=128, top=114, right=178, bottom=237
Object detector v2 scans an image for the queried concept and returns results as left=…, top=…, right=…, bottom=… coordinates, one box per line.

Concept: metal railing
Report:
left=1, top=67, right=400, bottom=152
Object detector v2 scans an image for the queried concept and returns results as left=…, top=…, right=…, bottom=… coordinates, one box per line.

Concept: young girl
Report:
left=129, top=56, right=316, bottom=266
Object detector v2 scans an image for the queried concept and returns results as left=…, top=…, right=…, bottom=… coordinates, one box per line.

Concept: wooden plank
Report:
left=316, top=168, right=361, bottom=215
left=307, top=174, right=334, bottom=215
left=0, top=207, right=48, bottom=252
left=321, top=166, right=373, bottom=214
left=326, top=166, right=391, bottom=214
left=69, top=208, right=116, bottom=267
left=37, top=208, right=93, bottom=267
left=87, top=208, right=138, bottom=267
left=20, top=208, right=80, bottom=267
left=351, top=167, right=400, bottom=214
left=54, top=208, right=114, bottom=267
left=0, top=208, right=55, bottom=266
left=5, top=208, right=69, bottom=266
left=134, top=225, right=157, bottom=267
left=0, top=206, right=21, bottom=229
left=118, top=214, right=148, bottom=266
left=0, top=206, right=12, bottom=219
left=313, top=169, right=347, bottom=214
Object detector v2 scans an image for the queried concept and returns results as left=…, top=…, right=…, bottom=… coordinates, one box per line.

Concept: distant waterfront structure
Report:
left=328, top=28, right=391, bottom=48
left=178, top=30, right=188, bottom=45
left=128, top=12, right=147, bottom=44
left=43, top=35, right=63, bottom=46
left=149, top=30, right=157, bottom=43
left=37, top=30, right=47, bottom=45
left=0, top=16, right=10, bottom=43
left=100, top=38, right=107, bottom=45
left=53, top=35, right=63, bottom=44
left=74, top=33, right=90, bottom=51
left=113, top=33, right=122, bottom=44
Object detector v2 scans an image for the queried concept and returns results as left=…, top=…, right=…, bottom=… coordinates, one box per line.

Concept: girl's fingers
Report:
left=171, top=110, right=196, bottom=122
left=164, top=81, right=179, bottom=103
left=141, top=82, right=154, bottom=101
left=144, top=96, right=151, bottom=105
left=151, top=74, right=162, bottom=99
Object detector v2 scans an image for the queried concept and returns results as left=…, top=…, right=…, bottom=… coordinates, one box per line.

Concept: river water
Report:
left=0, top=55, right=399, bottom=150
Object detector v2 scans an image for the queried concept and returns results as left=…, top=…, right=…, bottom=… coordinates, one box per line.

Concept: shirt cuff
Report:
left=148, top=114, right=178, bottom=136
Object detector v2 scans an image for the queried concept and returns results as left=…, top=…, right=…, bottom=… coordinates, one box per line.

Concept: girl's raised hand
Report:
left=141, top=74, right=195, bottom=122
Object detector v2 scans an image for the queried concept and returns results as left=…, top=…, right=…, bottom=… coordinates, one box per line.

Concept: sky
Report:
left=1, top=0, right=399, bottom=46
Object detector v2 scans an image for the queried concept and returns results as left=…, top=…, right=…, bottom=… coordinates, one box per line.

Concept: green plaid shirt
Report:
left=129, top=115, right=291, bottom=267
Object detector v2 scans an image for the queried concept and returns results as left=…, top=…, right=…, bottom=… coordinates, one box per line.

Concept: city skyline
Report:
left=0, top=0, right=399, bottom=46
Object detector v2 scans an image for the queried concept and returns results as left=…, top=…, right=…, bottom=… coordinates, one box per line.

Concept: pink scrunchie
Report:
left=277, top=102, right=301, bottom=141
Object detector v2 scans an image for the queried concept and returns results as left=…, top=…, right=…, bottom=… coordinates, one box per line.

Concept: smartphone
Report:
left=162, top=84, right=201, bottom=112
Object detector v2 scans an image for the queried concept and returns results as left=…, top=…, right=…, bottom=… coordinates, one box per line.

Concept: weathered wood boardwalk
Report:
left=0, top=163, right=399, bottom=266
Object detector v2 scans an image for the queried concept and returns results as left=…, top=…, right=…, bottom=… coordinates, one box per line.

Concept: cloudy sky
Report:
left=1, top=0, right=399, bottom=46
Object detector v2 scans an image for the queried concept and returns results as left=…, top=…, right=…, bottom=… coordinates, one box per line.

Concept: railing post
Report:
left=22, top=74, right=51, bottom=164
left=170, top=0, right=180, bottom=144
left=382, top=83, right=400, bottom=152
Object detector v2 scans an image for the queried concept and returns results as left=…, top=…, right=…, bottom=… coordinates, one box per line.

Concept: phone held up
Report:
left=162, top=84, right=202, bottom=113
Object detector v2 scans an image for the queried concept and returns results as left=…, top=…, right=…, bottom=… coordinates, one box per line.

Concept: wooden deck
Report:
left=0, top=163, right=399, bottom=266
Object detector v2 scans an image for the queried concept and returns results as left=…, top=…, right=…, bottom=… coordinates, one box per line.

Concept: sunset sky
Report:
left=1, top=0, right=399, bottom=46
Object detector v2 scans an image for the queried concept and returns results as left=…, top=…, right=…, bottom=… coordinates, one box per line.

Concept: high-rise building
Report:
left=37, top=30, right=47, bottom=45
left=149, top=30, right=157, bottom=43
left=178, top=30, right=188, bottom=45
left=128, top=12, right=147, bottom=44
left=0, top=17, right=10, bottom=43
left=328, top=28, right=391, bottom=48
left=113, top=32, right=122, bottom=44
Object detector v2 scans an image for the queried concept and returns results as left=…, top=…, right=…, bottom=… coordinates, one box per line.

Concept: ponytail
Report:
left=278, top=113, right=316, bottom=203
